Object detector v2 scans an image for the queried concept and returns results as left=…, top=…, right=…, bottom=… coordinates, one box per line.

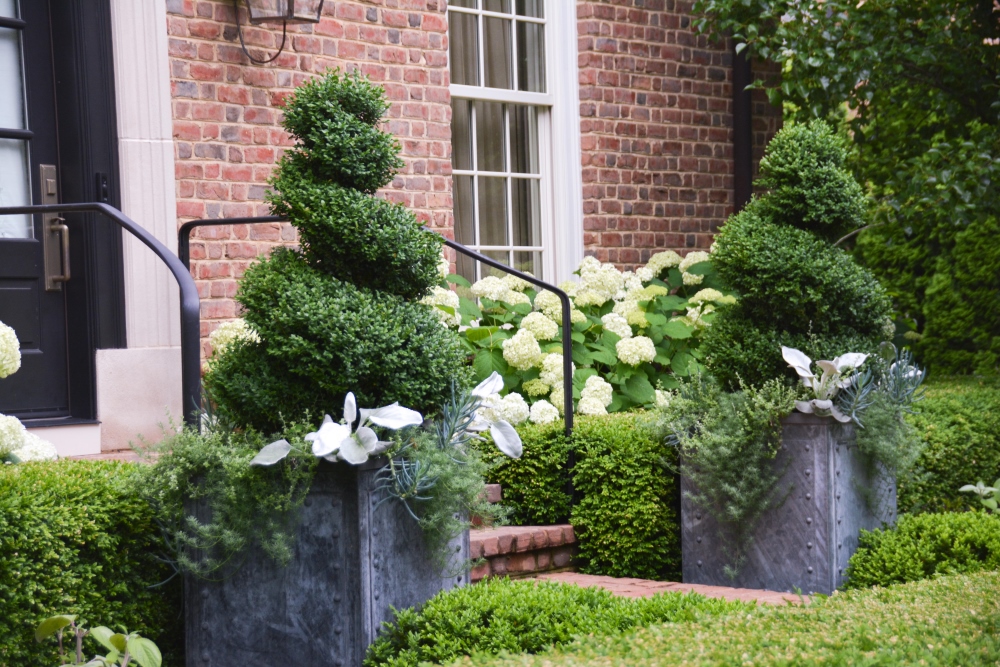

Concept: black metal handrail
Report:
left=179, top=217, right=576, bottom=434
left=0, top=203, right=202, bottom=426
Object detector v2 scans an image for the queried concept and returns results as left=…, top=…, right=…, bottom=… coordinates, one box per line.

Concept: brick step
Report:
left=469, top=524, right=577, bottom=582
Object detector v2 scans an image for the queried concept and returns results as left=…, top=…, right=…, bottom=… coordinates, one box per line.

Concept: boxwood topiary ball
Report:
left=279, top=70, right=403, bottom=194
left=268, top=154, right=443, bottom=299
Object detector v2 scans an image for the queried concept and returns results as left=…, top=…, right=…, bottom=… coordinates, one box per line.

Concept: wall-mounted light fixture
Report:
left=232, top=0, right=325, bottom=64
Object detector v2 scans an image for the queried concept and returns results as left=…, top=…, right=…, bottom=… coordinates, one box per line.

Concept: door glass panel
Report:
left=0, top=138, right=31, bottom=238
left=483, top=17, right=512, bottom=89
left=0, top=27, right=25, bottom=129
left=449, top=11, right=479, bottom=86
left=474, top=101, right=505, bottom=172
left=0, top=0, right=17, bottom=18
left=516, top=21, right=546, bottom=92
left=478, top=176, right=508, bottom=246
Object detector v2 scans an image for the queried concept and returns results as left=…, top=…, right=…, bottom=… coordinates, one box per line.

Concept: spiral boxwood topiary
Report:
left=205, top=71, right=466, bottom=431
left=704, top=122, right=893, bottom=388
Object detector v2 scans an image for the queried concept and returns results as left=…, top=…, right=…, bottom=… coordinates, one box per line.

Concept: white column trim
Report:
left=109, top=0, right=180, bottom=348
left=547, top=0, right=584, bottom=283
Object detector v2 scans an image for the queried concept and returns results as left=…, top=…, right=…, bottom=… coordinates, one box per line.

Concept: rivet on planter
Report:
left=335, top=627, right=342, bottom=635
left=805, top=445, right=810, bottom=451
left=456, top=576, right=463, bottom=583
left=201, top=589, right=210, bottom=599
left=806, top=517, right=812, bottom=524
left=304, top=499, right=313, bottom=507
left=456, top=545, right=462, bottom=553
left=334, top=595, right=341, bottom=602
left=836, top=470, right=841, bottom=476
left=805, top=493, right=812, bottom=500
left=804, top=468, right=811, bottom=477
left=807, top=566, right=813, bottom=573
left=837, top=517, right=842, bottom=524
left=696, top=536, right=702, bottom=543
left=697, top=560, right=703, bottom=567
left=695, top=513, right=701, bottom=520
left=806, top=542, right=813, bottom=549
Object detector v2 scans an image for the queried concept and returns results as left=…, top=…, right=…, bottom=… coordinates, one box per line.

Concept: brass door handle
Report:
left=49, top=217, right=70, bottom=284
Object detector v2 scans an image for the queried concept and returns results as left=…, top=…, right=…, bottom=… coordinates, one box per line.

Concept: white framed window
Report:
left=447, top=0, right=582, bottom=284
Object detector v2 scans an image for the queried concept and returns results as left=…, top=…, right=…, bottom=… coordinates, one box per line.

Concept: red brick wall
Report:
left=165, top=0, right=452, bottom=355
left=576, top=0, right=736, bottom=269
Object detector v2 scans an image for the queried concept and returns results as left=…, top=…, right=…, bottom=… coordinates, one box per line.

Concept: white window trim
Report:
left=447, top=0, right=583, bottom=284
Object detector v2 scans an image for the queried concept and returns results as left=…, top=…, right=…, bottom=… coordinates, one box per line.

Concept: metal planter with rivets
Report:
left=681, top=413, right=895, bottom=595
left=185, top=458, right=469, bottom=667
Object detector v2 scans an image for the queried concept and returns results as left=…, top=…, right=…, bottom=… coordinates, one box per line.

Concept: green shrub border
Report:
left=0, top=460, right=181, bottom=667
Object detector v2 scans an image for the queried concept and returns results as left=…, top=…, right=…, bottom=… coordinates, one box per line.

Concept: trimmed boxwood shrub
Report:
left=482, top=413, right=680, bottom=581
left=363, top=577, right=751, bottom=667
left=205, top=71, right=468, bottom=431
left=570, top=414, right=680, bottom=581
left=844, top=511, right=1000, bottom=590
left=899, top=377, right=1000, bottom=513
left=0, top=461, right=180, bottom=667
left=458, top=571, right=1000, bottom=667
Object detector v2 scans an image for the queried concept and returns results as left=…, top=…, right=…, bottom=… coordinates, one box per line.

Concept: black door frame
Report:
left=20, top=0, right=126, bottom=426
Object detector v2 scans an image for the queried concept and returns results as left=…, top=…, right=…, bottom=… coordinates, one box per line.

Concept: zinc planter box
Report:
left=186, top=458, right=468, bottom=667
left=681, top=413, right=895, bottom=595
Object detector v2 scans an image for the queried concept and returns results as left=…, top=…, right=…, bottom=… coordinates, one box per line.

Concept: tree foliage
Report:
left=694, top=0, right=1000, bottom=374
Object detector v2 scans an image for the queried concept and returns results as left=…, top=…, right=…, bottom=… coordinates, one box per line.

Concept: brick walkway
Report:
left=533, top=572, right=807, bottom=605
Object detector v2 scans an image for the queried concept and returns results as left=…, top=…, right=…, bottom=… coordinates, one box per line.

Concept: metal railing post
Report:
left=0, top=203, right=202, bottom=427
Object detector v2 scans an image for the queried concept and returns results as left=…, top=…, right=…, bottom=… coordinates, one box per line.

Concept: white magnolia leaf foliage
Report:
left=362, top=403, right=424, bottom=429
left=782, top=345, right=868, bottom=416
left=249, top=439, right=293, bottom=467
left=489, top=420, right=523, bottom=459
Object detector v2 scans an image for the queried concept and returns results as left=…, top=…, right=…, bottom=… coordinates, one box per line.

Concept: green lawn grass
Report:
left=455, top=571, right=1000, bottom=667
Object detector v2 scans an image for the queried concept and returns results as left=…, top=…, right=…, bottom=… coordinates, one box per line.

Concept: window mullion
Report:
left=504, top=103, right=514, bottom=269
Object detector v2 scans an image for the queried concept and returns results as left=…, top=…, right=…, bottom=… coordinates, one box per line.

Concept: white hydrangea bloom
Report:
left=601, top=313, right=633, bottom=339
left=209, top=319, right=261, bottom=356
left=678, top=251, right=712, bottom=273
left=549, top=384, right=565, bottom=415
left=520, top=312, right=559, bottom=341
left=420, top=286, right=461, bottom=327
left=497, top=392, right=530, bottom=425
left=682, top=271, right=705, bottom=286
left=529, top=400, right=560, bottom=425
left=655, top=389, right=673, bottom=409
left=438, top=255, right=451, bottom=280
left=471, top=276, right=509, bottom=301
left=688, top=288, right=725, bottom=305
left=557, top=280, right=579, bottom=297
left=622, top=271, right=643, bottom=295
left=522, top=379, right=551, bottom=397
left=504, top=290, right=532, bottom=306
left=635, top=266, right=654, bottom=283
left=580, top=375, right=613, bottom=408
left=502, top=329, right=543, bottom=370
left=534, top=290, right=563, bottom=321
left=676, top=303, right=717, bottom=330
left=577, top=396, right=609, bottom=416
left=0, top=321, right=21, bottom=379
left=646, top=250, right=682, bottom=276
left=576, top=259, right=624, bottom=307
left=0, top=414, right=24, bottom=455
left=570, top=309, right=587, bottom=324
left=613, top=300, right=648, bottom=328
left=14, top=431, right=58, bottom=462
left=502, top=273, right=532, bottom=293
left=539, top=352, right=575, bottom=388
left=616, top=336, right=656, bottom=366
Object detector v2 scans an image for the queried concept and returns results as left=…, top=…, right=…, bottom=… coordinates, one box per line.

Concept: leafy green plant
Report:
left=960, top=479, right=1000, bottom=514
left=898, top=377, right=1000, bottom=513
left=363, top=578, right=753, bottom=667
left=426, top=252, right=735, bottom=422
left=133, top=423, right=319, bottom=579
left=0, top=461, right=180, bottom=667
left=656, top=376, right=798, bottom=577
left=453, top=572, right=1000, bottom=667
left=204, top=69, right=466, bottom=432
left=692, top=0, right=1000, bottom=376
left=35, top=615, right=161, bottom=667
left=704, top=122, right=894, bottom=389
left=844, top=512, right=1000, bottom=589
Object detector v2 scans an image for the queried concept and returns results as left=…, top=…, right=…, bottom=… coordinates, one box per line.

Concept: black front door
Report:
left=0, top=0, right=70, bottom=420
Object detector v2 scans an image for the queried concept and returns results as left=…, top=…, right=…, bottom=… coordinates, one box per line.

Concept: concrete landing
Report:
left=533, top=572, right=808, bottom=605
